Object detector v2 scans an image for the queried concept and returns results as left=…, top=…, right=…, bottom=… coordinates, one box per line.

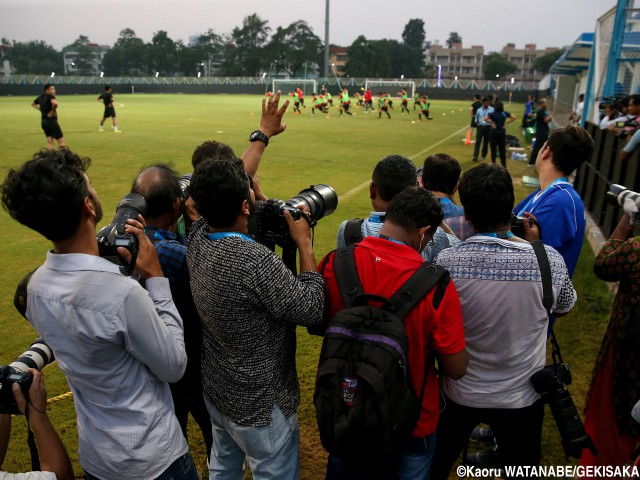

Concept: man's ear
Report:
left=83, top=196, right=96, bottom=218
left=369, top=182, right=376, bottom=201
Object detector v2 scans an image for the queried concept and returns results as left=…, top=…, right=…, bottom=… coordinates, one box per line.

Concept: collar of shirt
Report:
left=145, top=226, right=178, bottom=242
left=44, top=251, right=122, bottom=274
left=465, top=235, right=532, bottom=251
left=368, top=211, right=387, bottom=223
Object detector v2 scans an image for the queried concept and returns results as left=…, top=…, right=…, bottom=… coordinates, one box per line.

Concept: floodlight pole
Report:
left=324, top=0, right=330, bottom=81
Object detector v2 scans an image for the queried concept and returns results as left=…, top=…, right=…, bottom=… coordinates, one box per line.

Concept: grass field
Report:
left=0, top=93, right=614, bottom=478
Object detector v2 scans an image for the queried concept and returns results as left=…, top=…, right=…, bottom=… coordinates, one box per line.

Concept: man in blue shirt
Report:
left=515, top=125, right=595, bottom=276
left=473, top=97, right=494, bottom=162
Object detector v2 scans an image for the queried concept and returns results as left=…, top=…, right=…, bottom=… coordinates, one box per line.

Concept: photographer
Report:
left=1, top=149, right=196, bottom=480
left=581, top=211, right=640, bottom=470
left=431, top=164, right=577, bottom=479
left=0, top=370, right=74, bottom=480
left=621, top=128, right=640, bottom=161
left=186, top=157, right=324, bottom=479
left=131, top=164, right=213, bottom=459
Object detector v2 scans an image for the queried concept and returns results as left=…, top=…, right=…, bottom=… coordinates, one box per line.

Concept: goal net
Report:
left=364, top=80, right=416, bottom=99
left=272, top=79, right=318, bottom=96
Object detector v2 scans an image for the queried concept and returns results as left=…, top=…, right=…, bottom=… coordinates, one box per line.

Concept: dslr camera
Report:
left=97, top=193, right=147, bottom=275
left=531, top=363, right=597, bottom=459
left=0, top=341, right=54, bottom=415
left=607, top=184, right=640, bottom=225
left=510, top=214, right=539, bottom=239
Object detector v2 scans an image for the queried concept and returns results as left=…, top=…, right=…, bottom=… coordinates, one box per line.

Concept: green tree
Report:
left=482, top=52, right=517, bottom=79
left=401, top=18, right=426, bottom=77
left=150, top=30, right=177, bottom=75
left=446, top=32, right=462, bottom=48
left=267, top=20, right=322, bottom=77
left=4, top=40, right=62, bottom=74
left=179, top=29, right=224, bottom=76
left=533, top=49, right=564, bottom=74
left=62, top=35, right=95, bottom=75
left=345, top=35, right=377, bottom=77
left=103, top=28, right=148, bottom=76
left=222, top=14, right=271, bottom=76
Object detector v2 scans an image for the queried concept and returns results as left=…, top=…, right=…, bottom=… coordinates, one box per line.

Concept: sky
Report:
left=0, top=0, right=614, bottom=53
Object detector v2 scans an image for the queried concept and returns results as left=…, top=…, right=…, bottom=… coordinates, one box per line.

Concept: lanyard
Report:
left=516, top=177, right=569, bottom=216
left=438, top=198, right=453, bottom=205
left=368, top=213, right=386, bottom=224
left=378, top=234, right=407, bottom=246
left=207, top=232, right=255, bottom=243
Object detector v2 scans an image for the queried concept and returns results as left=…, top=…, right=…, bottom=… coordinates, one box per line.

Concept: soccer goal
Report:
left=272, top=78, right=318, bottom=96
left=364, top=80, right=416, bottom=99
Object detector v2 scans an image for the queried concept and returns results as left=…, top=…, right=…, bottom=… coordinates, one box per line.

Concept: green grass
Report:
left=0, top=94, right=613, bottom=478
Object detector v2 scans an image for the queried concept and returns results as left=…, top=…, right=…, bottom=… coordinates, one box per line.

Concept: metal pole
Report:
left=324, top=0, right=330, bottom=80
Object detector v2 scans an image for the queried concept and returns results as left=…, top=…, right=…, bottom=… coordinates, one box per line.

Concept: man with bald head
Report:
left=131, top=163, right=213, bottom=460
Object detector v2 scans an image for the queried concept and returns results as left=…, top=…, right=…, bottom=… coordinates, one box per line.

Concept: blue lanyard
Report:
left=516, top=177, right=569, bottom=216
left=378, top=234, right=407, bottom=246
left=476, top=231, right=515, bottom=239
left=207, top=232, right=255, bottom=243
left=438, top=198, right=453, bottom=205
left=145, top=227, right=168, bottom=241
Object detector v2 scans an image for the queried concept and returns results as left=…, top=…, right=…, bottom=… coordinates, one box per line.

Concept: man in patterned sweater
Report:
left=186, top=157, right=324, bottom=480
left=431, top=164, right=577, bottom=479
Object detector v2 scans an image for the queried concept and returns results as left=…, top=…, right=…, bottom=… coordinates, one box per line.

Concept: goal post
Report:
left=272, top=78, right=318, bottom=96
left=364, top=80, right=416, bottom=99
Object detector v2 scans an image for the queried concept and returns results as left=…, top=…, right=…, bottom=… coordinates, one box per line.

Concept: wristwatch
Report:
left=249, top=130, right=269, bottom=146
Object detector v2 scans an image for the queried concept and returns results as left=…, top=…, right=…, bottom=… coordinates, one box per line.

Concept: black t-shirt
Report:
left=99, top=92, right=113, bottom=106
left=535, top=108, right=550, bottom=137
left=34, top=93, right=55, bottom=120
left=488, top=111, right=511, bottom=133
left=471, top=100, right=482, bottom=115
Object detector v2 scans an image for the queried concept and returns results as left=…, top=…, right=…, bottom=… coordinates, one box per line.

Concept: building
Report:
left=329, top=45, right=348, bottom=76
left=426, top=42, right=484, bottom=80
left=501, top=43, right=559, bottom=82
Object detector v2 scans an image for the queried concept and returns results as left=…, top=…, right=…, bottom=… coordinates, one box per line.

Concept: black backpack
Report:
left=343, top=218, right=365, bottom=246
left=314, top=244, right=448, bottom=461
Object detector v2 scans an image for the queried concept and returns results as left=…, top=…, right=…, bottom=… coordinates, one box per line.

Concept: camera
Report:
left=97, top=193, right=147, bottom=275
left=607, top=184, right=640, bottom=211
left=250, top=184, right=338, bottom=250
left=510, top=214, right=538, bottom=239
left=531, top=363, right=597, bottom=459
left=177, top=173, right=192, bottom=201
left=0, top=341, right=54, bottom=415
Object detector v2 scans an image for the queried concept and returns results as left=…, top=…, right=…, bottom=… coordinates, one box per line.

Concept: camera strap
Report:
left=23, top=410, right=41, bottom=471
left=531, top=240, right=565, bottom=365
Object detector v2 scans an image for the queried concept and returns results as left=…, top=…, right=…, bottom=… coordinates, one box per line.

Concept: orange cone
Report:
left=465, top=129, right=472, bottom=145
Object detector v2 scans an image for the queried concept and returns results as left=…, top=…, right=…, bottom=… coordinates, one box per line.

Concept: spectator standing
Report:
left=528, top=99, right=553, bottom=166
left=486, top=101, right=516, bottom=168
left=0, top=149, right=195, bottom=480
left=472, top=97, right=494, bottom=162
left=321, top=186, right=468, bottom=479
left=186, top=158, right=324, bottom=480
left=431, top=164, right=577, bottom=479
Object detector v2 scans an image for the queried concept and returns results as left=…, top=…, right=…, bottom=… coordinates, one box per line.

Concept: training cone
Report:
left=465, top=129, right=472, bottom=145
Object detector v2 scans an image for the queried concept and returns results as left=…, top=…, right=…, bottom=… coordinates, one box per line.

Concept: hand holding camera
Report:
left=284, top=206, right=313, bottom=251
left=119, top=214, right=164, bottom=280
left=12, top=369, right=46, bottom=418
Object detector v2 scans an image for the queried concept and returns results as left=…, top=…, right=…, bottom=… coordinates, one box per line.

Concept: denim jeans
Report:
left=204, top=397, right=300, bottom=480
left=84, top=452, right=198, bottom=480
left=326, top=432, right=437, bottom=480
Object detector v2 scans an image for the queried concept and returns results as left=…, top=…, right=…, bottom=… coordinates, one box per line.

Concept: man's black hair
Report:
left=546, top=125, right=594, bottom=175
left=458, top=163, right=514, bottom=232
left=1, top=148, right=91, bottom=242
left=372, top=155, right=417, bottom=202
left=44, top=83, right=53, bottom=91
left=482, top=96, right=490, bottom=103
left=422, top=153, right=461, bottom=195
left=131, top=163, right=182, bottom=218
left=629, top=94, right=640, bottom=107
left=386, top=186, right=443, bottom=232
left=474, top=94, right=481, bottom=100
left=189, top=157, right=250, bottom=228
left=191, top=141, right=237, bottom=170
left=105, top=85, right=111, bottom=91
left=494, top=101, right=504, bottom=113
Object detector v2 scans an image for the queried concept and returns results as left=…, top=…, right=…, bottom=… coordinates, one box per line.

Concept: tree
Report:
left=533, top=49, right=564, bottom=74
left=4, top=40, right=62, bottom=74
left=103, top=28, right=148, bottom=76
left=150, top=30, right=177, bottom=75
left=401, top=19, right=426, bottom=77
left=222, top=14, right=271, bottom=76
left=266, top=20, right=322, bottom=77
left=446, top=32, right=462, bottom=48
left=345, top=36, right=377, bottom=77
left=179, top=29, right=224, bottom=76
left=62, top=35, right=95, bottom=75
left=482, top=52, right=517, bottom=79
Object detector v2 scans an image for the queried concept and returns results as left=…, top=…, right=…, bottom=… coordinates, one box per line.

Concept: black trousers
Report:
left=474, top=125, right=491, bottom=160
left=490, top=130, right=507, bottom=167
left=430, top=395, right=544, bottom=480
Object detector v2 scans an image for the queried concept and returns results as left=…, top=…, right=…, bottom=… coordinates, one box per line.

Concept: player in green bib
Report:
left=339, top=88, right=352, bottom=117
left=378, top=93, right=391, bottom=119
left=399, top=89, right=410, bottom=114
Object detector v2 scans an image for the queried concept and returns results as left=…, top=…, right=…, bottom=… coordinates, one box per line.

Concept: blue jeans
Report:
left=326, top=432, right=437, bottom=480
left=84, top=452, right=198, bottom=480
left=204, top=397, right=300, bottom=480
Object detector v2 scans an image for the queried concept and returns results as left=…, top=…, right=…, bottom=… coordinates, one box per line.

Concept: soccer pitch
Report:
left=0, top=94, right=611, bottom=478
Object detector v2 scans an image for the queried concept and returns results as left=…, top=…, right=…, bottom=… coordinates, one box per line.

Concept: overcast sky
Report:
left=1, top=0, right=613, bottom=53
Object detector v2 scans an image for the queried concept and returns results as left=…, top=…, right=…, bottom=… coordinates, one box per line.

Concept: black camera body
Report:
left=531, top=363, right=596, bottom=459
left=97, top=193, right=147, bottom=275
left=250, top=184, right=338, bottom=250
left=510, top=214, right=538, bottom=239
left=0, top=341, right=54, bottom=415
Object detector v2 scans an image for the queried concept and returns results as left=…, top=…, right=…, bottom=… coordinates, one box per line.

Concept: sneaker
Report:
left=98, top=128, right=104, bottom=132
left=470, top=426, right=495, bottom=444
left=472, top=158, right=478, bottom=162
left=114, top=129, right=122, bottom=133
left=465, top=445, right=502, bottom=469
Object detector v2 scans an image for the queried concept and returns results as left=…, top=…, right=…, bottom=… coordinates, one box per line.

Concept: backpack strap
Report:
left=333, top=245, right=364, bottom=308
left=343, top=218, right=365, bottom=246
left=14, top=268, right=39, bottom=320
left=389, top=262, right=449, bottom=321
